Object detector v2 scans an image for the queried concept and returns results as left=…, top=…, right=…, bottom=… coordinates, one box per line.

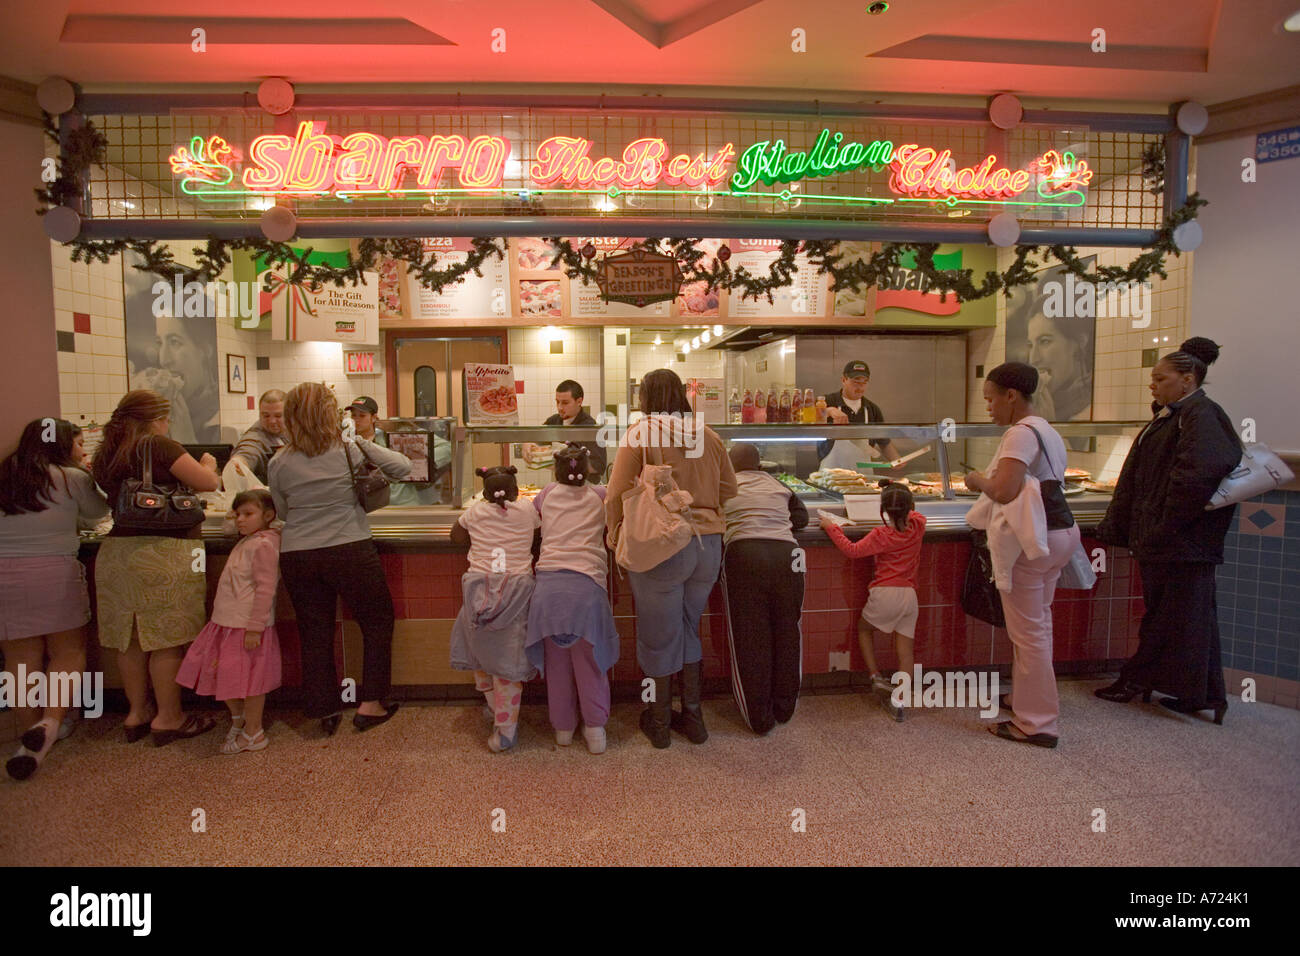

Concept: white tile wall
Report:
left=507, top=326, right=602, bottom=423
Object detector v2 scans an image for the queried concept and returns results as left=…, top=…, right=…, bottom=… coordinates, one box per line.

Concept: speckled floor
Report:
left=2, top=679, right=1297, bottom=866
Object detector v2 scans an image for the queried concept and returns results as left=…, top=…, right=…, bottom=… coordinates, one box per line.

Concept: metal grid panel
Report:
left=85, top=110, right=1166, bottom=229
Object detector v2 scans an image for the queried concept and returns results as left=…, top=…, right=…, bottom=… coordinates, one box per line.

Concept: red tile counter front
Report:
left=78, top=533, right=1143, bottom=693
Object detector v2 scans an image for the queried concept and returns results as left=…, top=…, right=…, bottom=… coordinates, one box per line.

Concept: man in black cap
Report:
left=347, top=395, right=384, bottom=444
left=817, top=360, right=900, bottom=468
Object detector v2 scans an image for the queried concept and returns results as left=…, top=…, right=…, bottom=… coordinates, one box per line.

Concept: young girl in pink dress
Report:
left=177, top=489, right=283, bottom=754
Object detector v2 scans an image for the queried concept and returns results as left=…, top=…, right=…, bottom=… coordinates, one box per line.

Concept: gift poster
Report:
left=464, top=363, right=520, bottom=424
left=267, top=269, right=380, bottom=345
left=569, top=237, right=670, bottom=317
left=406, top=238, right=510, bottom=319
left=728, top=239, right=826, bottom=317
left=686, top=377, right=726, bottom=424
left=235, top=242, right=353, bottom=331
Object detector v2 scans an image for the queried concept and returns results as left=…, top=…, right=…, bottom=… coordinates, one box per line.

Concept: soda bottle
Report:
left=790, top=387, right=803, bottom=422
left=802, top=388, right=817, bottom=423
left=815, top=395, right=828, bottom=422
left=741, top=389, right=755, bottom=423
left=766, top=387, right=779, bottom=424
left=754, top=388, right=767, bottom=423
left=728, top=387, right=742, bottom=424
left=779, top=388, right=792, bottom=423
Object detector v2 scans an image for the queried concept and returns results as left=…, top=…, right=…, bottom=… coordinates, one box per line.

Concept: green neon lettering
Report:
left=806, top=129, right=830, bottom=172
left=781, top=151, right=808, bottom=177
left=840, top=142, right=866, bottom=168
left=731, top=141, right=768, bottom=190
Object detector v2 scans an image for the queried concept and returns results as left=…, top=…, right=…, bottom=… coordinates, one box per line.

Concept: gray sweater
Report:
left=0, top=466, right=109, bottom=558
left=269, top=438, right=411, bottom=553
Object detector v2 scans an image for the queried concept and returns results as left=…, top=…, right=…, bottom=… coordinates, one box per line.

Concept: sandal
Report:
left=124, top=708, right=156, bottom=743
left=151, top=713, right=217, bottom=747
left=221, top=729, right=268, bottom=755
left=990, top=720, right=1058, bottom=749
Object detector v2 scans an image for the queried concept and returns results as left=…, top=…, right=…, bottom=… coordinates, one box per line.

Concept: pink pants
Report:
left=543, top=638, right=610, bottom=732
left=1000, top=525, right=1080, bottom=737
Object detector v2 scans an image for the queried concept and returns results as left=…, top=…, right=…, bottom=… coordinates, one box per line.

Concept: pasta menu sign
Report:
left=464, top=364, right=519, bottom=425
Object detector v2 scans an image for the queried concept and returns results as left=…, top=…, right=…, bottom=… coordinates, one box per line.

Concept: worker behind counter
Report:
left=522, top=380, right=607, bottom=484
left=347, top=396, right=452, bottom=506
left=817, top=360, right=901, bottom=471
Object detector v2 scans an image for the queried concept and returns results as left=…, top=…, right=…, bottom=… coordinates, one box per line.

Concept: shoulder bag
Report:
left=611, top=426, right=700, bottom=573
left=1206, top=443, right=1294, bottom=510
left=961, top=529, right=1006, bottom=626
left=343, top=440, right=391, bottom=513
left=112, top=438, right=206, bottom=532
left=1022, top=423, right=1096, bottom=590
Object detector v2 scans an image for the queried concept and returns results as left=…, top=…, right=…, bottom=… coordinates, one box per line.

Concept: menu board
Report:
left=464, top=363, right=520, bottom=425
left=726, top=239, right=826, bottom=318
left=266, top=268, right=379, bottom=344
left=676, top=238, right=723, bottom=318
left=406, top=238, right=510, bottom=319
left=387, top=432, right=431, bottom=481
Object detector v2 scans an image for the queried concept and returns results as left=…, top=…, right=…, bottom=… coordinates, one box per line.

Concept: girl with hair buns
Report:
left=92, top=389, right=222, bottom=746
left=1096, top=338, right=1241, bottom=724
left=270, top=382, right=411, bottom=737
left=964, top=362, right=1081, bottom=748
left=450, top=465, right=540, bottom=752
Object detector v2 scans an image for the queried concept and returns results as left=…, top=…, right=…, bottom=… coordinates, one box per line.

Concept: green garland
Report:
left=38, top=110, right=1204, bottom=303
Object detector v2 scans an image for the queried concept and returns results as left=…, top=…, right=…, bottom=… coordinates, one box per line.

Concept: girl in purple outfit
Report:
left=177, top=489, right=283, bottom=754
left=525, top=444, right=620, bottom=754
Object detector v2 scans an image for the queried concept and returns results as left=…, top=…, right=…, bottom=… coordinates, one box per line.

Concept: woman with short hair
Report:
left=605, top=369, right=738, bottom=748
left=92, top=389, right=221, bottom=746
left=965, top=363, right=1081, bottom=748
left=1, top=419, right=108, bottom=778
left=1096, top=338, right=1240, bottom=724
left=269, top=382, right=411, bottom=736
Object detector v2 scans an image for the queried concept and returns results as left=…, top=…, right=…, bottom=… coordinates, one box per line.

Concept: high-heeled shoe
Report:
left=1159, top=697, right=1227, bottom=724
left=353, top=702, right=400, bottom=732
left=319, top=713, right=343, bottom=737
left=1094, top=680, right=1153, bottom=703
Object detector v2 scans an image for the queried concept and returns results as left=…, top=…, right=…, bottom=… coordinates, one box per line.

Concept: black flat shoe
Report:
left=669, top=708, right=709, bottom=744
left=990, top=720, right=1058, bottom=749
left=151, top=713, right=217, bottom=747
left=5, top=753, right=37, bottom=781
left=1094, top=680, right=1152, bottom=703
left=639, top=708, right=671, bottom=749
left=353, top=702, right=400, bottom=732
left=1159, top=697, right=1227, bottom=725
left=320, top=713, right=343, bottom=736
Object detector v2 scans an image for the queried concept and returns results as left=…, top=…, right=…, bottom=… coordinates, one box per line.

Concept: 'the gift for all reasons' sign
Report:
left=267, top=269, right=379, bottom=344
left=595, top=249, right=684, bottom=307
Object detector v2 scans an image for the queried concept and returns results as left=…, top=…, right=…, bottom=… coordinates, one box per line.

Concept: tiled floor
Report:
left=2, top=680, right=1297, bottom=866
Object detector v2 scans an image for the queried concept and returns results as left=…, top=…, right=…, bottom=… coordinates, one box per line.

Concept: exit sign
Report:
left=344, top=350, right=376, bottom=374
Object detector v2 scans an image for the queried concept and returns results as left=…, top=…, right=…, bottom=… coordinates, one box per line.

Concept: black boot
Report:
left=639, top=674, right=672, bottom=749
left=670, top=661, right=708, bottom=744
left=1094, top=679, right=1152, bottom=703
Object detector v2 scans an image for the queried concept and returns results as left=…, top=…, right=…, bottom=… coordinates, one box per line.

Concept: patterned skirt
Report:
left=94, top=536, right=207, bottom=652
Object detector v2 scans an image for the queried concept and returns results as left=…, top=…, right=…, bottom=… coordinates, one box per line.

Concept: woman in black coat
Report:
left=1095, top=338, right=1241, bottom=723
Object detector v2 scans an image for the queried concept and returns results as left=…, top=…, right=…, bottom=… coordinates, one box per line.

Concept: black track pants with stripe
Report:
left=721, top=539, right=806, bottom=734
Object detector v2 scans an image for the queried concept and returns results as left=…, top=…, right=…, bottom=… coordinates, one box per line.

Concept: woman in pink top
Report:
left=177, top=489, right=283, bottom=754
left=820, top=484, right=926, bottom=721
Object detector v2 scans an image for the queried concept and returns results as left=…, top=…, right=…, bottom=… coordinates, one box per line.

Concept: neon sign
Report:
left=731, top=129, right=893, bottom=190
left=165, top=122, right=1090, bottom=211
left=530, top=136, right=735, bottom=190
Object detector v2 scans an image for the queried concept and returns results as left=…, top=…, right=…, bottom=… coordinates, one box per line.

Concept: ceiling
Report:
left=1, top=0, right=1299, bottom=107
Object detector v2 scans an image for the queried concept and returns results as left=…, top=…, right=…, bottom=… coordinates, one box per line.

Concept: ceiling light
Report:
left=701, top=330, right=712, bottom=343
left=682, top=342, right=691, bottom=354
left=653, top=334, right=662, bottom=345
left=712, top=324, right=723, bottom=335
left=593, top=196, right=618, bottom=213
left=691, top=336, right=701, bottom=348
left=1284, top=9, right=1300, bottom=31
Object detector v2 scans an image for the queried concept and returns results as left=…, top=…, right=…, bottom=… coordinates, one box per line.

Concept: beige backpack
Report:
left=611, top=436, right=700, bottom=573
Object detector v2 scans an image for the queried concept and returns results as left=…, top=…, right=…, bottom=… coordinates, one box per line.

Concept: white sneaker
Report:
left=57, top=711, right=80, bottom=740
left=555, top=729, right=574, bottom=746
left=582, top=725, right=607, bottom=754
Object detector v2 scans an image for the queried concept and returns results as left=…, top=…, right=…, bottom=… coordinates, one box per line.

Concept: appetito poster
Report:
left=406, top=238, right=510, bottom=319
left=727, top=239, right=825, bottom=317
left=267, top=268, right=379, bottom=344
left=464, top=363, right=520, bottom=425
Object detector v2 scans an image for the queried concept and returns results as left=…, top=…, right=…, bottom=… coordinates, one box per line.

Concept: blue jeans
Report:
left=627, top=534, right=723, bottom=676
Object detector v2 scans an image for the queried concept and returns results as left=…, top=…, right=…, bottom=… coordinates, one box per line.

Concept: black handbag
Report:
left=112, top=438, right=206, bottom=532
left=962, top=529, right=1006, bottom=627
left=344, top=440, right=390, bottom=512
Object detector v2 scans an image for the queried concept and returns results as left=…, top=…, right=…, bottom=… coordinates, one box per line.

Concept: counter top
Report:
left=77, top=492, right=1112, bottom=554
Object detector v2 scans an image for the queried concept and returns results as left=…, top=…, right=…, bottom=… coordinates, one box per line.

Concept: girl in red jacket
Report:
left=820, top=484, right=926, bottom=721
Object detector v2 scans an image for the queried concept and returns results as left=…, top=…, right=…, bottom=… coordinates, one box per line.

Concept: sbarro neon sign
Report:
left=530, top=137, right=735, bottom=190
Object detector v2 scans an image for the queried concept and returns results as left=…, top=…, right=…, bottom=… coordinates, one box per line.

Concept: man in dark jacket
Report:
left=1096, top=342, right=1241, bottom=718
left=531, top=380, right=606, bottom=483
